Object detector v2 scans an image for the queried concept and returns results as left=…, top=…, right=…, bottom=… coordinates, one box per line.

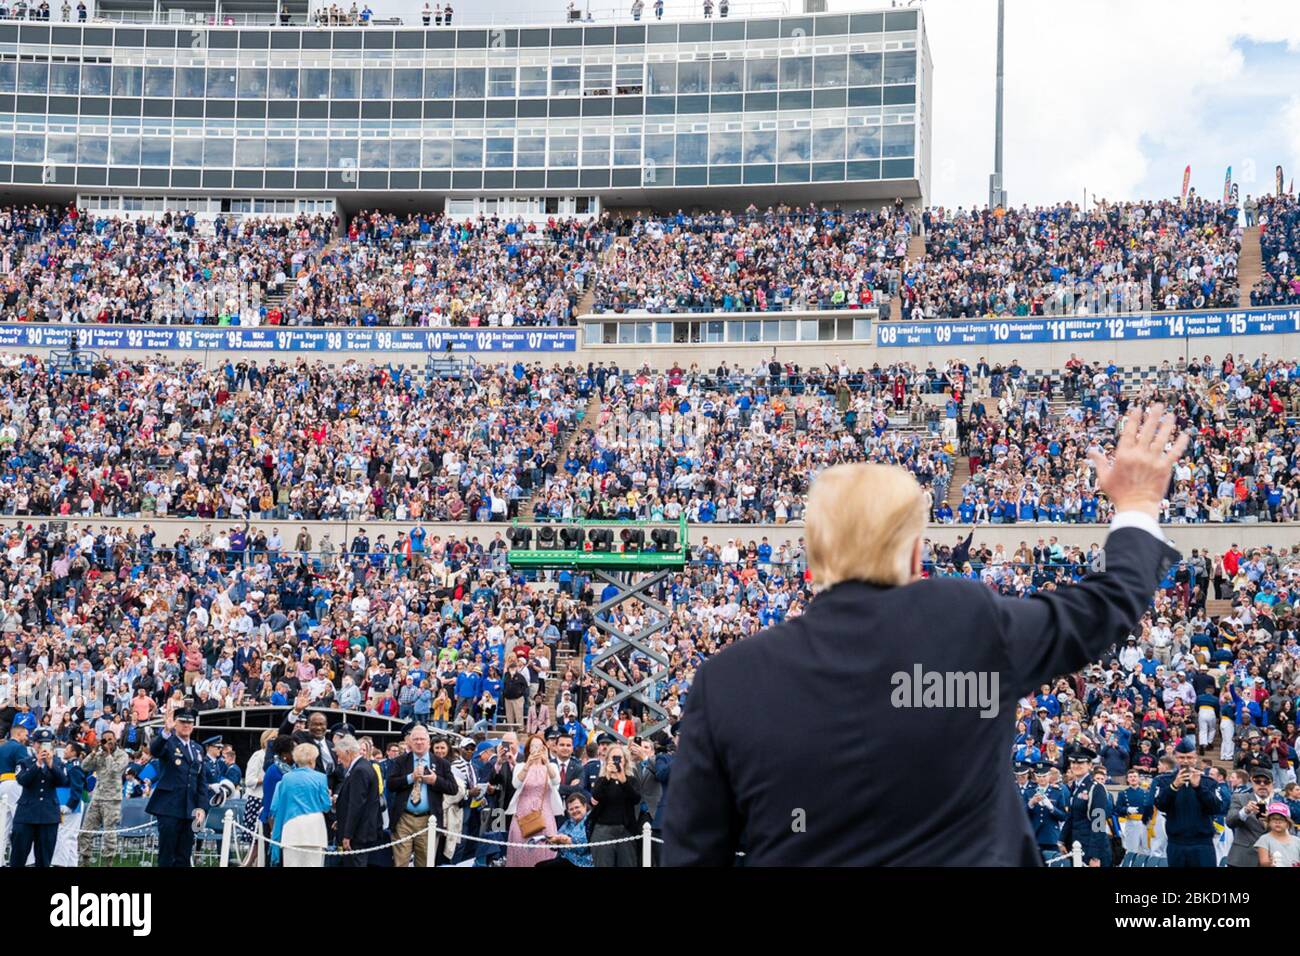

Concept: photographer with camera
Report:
left=79, top=729, right=130, bottom=864
left=8, top=727, right=68, bottom=867
left=589, top=742, right=641, bottom=867
left=1227, top=768, right=1277, bottom=867
left=1152, top=738, right=1228, bottom=867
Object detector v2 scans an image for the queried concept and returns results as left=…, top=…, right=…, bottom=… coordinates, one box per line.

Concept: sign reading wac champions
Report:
left=876, top=307, right=1300, bottom=347
left=0, top=325, right=577, bottom=353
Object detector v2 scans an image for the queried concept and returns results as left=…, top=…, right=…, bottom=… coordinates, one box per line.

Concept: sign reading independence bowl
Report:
left=0, top=324, right=577, bottom=353
left=876, top=307, right=1300, bottom=347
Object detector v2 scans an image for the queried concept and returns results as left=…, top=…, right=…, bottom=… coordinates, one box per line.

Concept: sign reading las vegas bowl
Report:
left=0, top=324, right=578, bottom=353
left=875, top=307, right=1300, bottom=348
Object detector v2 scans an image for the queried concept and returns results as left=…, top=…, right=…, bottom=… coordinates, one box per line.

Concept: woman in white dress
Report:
left=269, top=744, right=332, bottom=867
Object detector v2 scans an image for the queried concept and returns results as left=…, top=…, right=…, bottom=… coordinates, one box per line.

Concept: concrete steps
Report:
left=517, top=388, right=604, bottom=518
left=1237, top=225, right=1262, bottom=308
left=946, top=457, right=970, bottom=508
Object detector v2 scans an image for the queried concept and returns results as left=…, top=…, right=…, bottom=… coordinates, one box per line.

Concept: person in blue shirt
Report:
left=539, top=792, right=594, bottom=868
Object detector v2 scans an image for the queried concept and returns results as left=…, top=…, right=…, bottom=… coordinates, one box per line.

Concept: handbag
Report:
left=516, top=808, right=547, bottom=839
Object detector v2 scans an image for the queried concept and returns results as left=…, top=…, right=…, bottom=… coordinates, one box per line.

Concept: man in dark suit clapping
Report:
left=664, top=405, right=1188, bottom=867
left=333, top=734, right=386, bottom=867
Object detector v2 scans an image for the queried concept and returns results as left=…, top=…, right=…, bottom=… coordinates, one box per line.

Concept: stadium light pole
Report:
left=988, top=0, right=1007, bottom=210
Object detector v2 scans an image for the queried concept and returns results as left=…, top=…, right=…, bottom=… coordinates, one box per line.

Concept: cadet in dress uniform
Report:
left=51, top=741, right=87, bottom=867
left=1019, top=763, right=1067, bottom=862
left=0, top=720, right=31, bottom=847
left=9, top=728, right=68, bottom=867
left=147, top=708, right=213, bottom=867
left=1114, top=768, right=1153, bottom=853
left=1060, top=753, right=1113, bottom=866
left=1151, top=738, right=1225, bottom=868
left=1212, top=771, right=1235, bottom=866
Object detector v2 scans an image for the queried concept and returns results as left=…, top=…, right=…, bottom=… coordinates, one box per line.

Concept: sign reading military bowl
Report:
left=875, top=307, right=1300, bottom=347
left=0, top=324, right=578, bottom=353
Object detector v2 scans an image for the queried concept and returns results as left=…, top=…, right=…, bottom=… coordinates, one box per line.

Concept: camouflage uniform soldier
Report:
left=79, top=732, right=130, bottom=865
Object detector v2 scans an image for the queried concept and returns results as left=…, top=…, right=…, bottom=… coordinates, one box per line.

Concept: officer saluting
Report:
left=8, top=728, right=68, bottom=867
left=147, top=707, right=213, bottom=867
left=1151, top=738, right=1226, bottom=867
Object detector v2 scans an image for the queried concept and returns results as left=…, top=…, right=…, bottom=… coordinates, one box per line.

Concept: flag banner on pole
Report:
left=1223, top=166, right=1232, bottom=202
left=1181, top=165, right=1191, bottom=204
left=1277, top=165, right=1284, bottom=196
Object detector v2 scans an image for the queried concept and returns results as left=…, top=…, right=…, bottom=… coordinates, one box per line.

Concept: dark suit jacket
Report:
left=335, top=757, right=384, bottom=848
left=146, top=731, right=213, bottom=821
left=662, top=526, right=1178, bottom=866
left=1226, top=790, right=1269, bottom=867
left=553, top=756, right=584, bottom=802
left=384, top=751, right=459, bottom=825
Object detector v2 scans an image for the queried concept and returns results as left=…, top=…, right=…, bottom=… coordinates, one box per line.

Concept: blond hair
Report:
left=806, top=463, right=927, bottom=589
left=292, top=743, right=319, bottom=768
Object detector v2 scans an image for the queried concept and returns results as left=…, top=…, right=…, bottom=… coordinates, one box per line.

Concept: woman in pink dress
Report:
left=505, top=735, right=562, bottom=867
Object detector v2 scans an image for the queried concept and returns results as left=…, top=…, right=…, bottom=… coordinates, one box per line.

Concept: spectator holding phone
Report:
left=590, top=743, right=641, bottom=867
left=505, top=734, right=560, bottom=867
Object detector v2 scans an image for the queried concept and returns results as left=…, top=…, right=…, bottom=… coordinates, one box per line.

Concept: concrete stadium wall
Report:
left=31, top=515, right=1300, bottom=556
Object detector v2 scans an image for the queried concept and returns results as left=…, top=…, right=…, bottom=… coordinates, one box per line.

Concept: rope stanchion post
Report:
left=425, top=817, right=435, bottom=868
left=257, top=828, right=266, bottom=867
left=0, top=799, right=10, bottom=866
left=1071, top=841, right=1083, bottom=868
left=641, top=821, right=652, bottom=868
left=219, top=810, right=234, bottom=867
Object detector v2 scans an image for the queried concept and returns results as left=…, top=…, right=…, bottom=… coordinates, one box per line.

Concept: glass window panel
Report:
left=548, top=135, right=577, bottom=166
left=297, top=139, right=326, bottom=166
left=452, top=138, right=481, bottom=167
left=266, top=139, right=296, bottom=167
left=206, top=67, right=236, bottom=98
left=455, top=68, right=485, bottom=98
left=745, top=58, right=777, bottom=92
left=301, top=68, right=329, bottom=100
left=390, top=139, right=419, bottom=167
left=360, top=139, right=389, bottom=169
left=518, top=66, right=547, bottom=97
left=711, top=59, right=742, bottom=93
left=362, top=68, right=391, bottom=100
left=677, top=61, right=706, bottom=95
left=882, top=123, right=913, bottom=157
left=813, top=127, right=845, bottom=161
left=550, top=65, right=579, bottom=96
left=647, top=61, right=675, bottom=95
left=235, top=138, right=265, bottom=167
left=780, top=56, right=812, bottom=90
left=78, top=135, right=108, bottom=165
left=0, top=62, right=14, bottom=94
left=17, top=62, right=47, bottom=94
left=329, top=139, right=357, bottom=167
left=109, top=136, right=140, bottom=166
left=50, top=63, right=79, bottom=95
left=143, top=66, right=173, bottom=98
left=708, top=130, right=741, bottom=165
left=675, top=132, right=707, bottom=165
left=484, top=136, right=513, bottom=167
left=175, top=66, right=204, bottom=98
left=46, top=134, right=75, bottom=163
left=777, top=128, right=810, bottom=163
left=613, top=133, right=640, bottom=166
left=644, top=133, right=673, bottom=167
left=111, top=65, right=141, bottom=97
left=422, top=138, right=451, bottom=167
left=743, top=129, right=775, bottom=165
left=814, top=54, right=848, bottom=88
left=269, top=68, right=298, bottom=99
left=487, top=67, right=515, bottom=97
left=238, top=68, right=268, bottom=99
left=331, top=69, right=359, bottom=99
left=883, top=51, right=916, bottom=85
left=515, top=135, right=545, bottom=166
left=581, top=133, right=609, bottom=166
left=848, top=52, right=882, bottom=86
left=172, top=138, right=203, bottom=166
left=140, top=136, right=170, bottom=165
left=13, top=134, right=42, bottom=163
left=848, top=125, right=881, bottom=159
left=424, top=68, right=454, bottom=98
left=203, top=138, right=233, bottom=166
left=584, top=63, right=612, bottom=94
left=393, top=68, right=421, bottom=100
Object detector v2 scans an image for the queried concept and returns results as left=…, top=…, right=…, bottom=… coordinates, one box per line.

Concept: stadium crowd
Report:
left=1250, top=193, right=1300, bottom=308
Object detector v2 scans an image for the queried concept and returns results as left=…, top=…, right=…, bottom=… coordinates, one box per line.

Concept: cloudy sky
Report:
left=387, top=0, right=1300, bottom=208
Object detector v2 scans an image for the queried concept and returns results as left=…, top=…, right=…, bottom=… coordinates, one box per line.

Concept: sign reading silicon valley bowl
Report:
left=875, top=307, right=1300, bottom=347
left=0, top=325, right=577, bottom=353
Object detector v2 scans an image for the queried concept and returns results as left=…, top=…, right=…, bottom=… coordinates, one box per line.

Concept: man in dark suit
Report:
left=1226, top=769, right=1275, bottom=867
left=384, top=724, right=458, bottom=867
left=550, top=729, right=585, bottom=807
left=146, top=707, right=213, bottom=867
left=333, top=734, right=386, bottom=867
left=277, top=693, right=341, bottom=786
left=663, top=405, right=1187, bottom=866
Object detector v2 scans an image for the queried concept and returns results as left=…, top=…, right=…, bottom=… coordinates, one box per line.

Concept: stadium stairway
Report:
left=946, top=457, right=970, bottom=509
left=515, top=387, right=604, bottom=521
left=906, top=229, right=926, bottom=263
left=1237, top=225, right=1262, bottom=309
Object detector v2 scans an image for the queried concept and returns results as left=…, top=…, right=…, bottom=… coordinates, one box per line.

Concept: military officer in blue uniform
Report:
left=202, top=736, right=227, bottom=783
left=9, top=728, right=68, bottom=867
left=1114, top=767, right=1153, bottom=853
left=147, top=707, right=213, bottom=867
left=1151, top=738, right=1226, bottom=868
left=1019, top=763, right=1067, bottom=862
left=0, top=718, right=31, bottom=848
left=1060, top=753, right=1114, bottom=866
